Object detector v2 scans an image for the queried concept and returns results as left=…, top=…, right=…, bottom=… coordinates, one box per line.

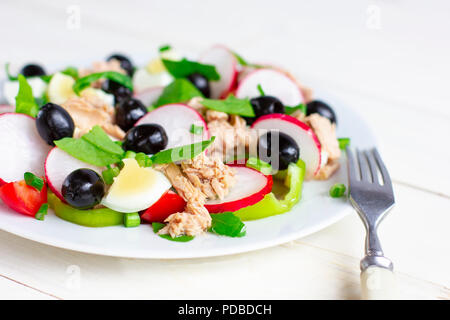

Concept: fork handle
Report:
left=361, top=266, right=397, bottom=299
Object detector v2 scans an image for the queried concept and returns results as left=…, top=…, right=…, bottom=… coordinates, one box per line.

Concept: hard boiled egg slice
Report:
left=101, top=158, right=171, bottom=213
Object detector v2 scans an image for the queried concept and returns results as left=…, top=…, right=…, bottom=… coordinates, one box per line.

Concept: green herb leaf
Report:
left=15, top=75, right=39, bottom=117
left=231, top=51, right=264, bottom=68
left=5, top=63, right=18, bottom=81
left=152, top=222, right=195, bottom=242
left=338, top=138, right=351, bottom=150
left=155, top=79, right=204, bottom=107
left=24, top=172, right=44, bottom=191
left=81, top=125, right=125, bottom=156
left=209, top=212, right=246, bottom=237
left=285, top=103, right=307, bottom=115
left=159, top=44, right=171, bottom=52
left=329, top=183, right=346, bottom=198
left=246, top=157, right=272, bottom=175
left=150, top=137, right=215, bottom=165
left=162, top=58, right=220, bottom=81
left=201, top=94, right=255, bottom=117
left=40, top=75, right=53, bottom=83
left=190, top=124, right=204, bottom=135
left=55, top=138, right=122, bottom=167
left=257, top=84, right=266, bottom=96
left=61, top=66, right=79, bottom=79
left=35, top=203, right=48, bottom=221
left=73, top=71, right=132, bottom=95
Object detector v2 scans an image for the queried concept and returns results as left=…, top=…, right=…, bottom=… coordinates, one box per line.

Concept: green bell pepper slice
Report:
left=234, top=160, right=305, bottom=221
left=48, top=191, right=125, bottom=227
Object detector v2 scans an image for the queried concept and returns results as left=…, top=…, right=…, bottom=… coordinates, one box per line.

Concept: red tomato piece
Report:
left=141, top=190, right=186, bottom=223
left=0, top=179, right=47, bottom=217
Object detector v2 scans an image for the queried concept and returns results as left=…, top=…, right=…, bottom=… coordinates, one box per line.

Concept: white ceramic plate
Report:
left=0, top=64, right=376, bottom=259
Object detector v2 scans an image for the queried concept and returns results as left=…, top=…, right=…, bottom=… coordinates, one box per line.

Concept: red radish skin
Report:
left=45, top=147, right=102, bottom=202
left=133, top=86, right=164, bottom=107
left=199, top=45, right=238, bottom=99
left=205, top=164, right=273, bottom=213
left=0, top=113, right=51, bottom=185
left=0, top=105, right=15, bottom=114
left=141, top=190, right=186, bottom=223
left=251, top=113, right=321, bottom=176
left=236, top=68, right=304, bottom=106
left=135, top=103, right=209, bottom=149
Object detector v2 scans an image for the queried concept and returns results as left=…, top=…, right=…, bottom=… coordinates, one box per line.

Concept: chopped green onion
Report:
left=190, top=124, right=204, bottom=135
left=135, top=152, right=152, bottom=167
left=35, top=203, right=48, bottom=221
left=159, top=44, right=172, bottom=52
left=257, top=84, right=265, bottom=96
left=124, top=212, right=141, bottom=228
left=124, top=150, right=136, bottom=159
left=329, top=183, right=346, bottom=198
left=24, top=172, right=44, bottom=191
left=246, top=157, right=272, bottom=175
left=285, top=103, right=307, bottom=115
left=102, top=167, right=120, bottom=185
left=338, top=138, right=351, bottom=150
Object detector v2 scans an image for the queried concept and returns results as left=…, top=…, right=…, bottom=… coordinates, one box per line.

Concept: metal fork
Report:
left=346, top=147, right=397, bottom=299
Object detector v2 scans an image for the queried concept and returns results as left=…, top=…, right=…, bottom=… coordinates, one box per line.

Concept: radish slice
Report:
left=45, top=147, right=102, bottom=201
left=0, top=113, right=51, bottom=185
left=135, top=103, right=209, bottom=150
left=0, top=105, right=15, bottom=114
left=251, top=114, right=321, bottom=177
left=199, top=45, right=238, bottom=98
left=236, top=68, right=304, bottom=106
left=205, top=165, right=273, bottom=213
left=134, top=86, right=164, bottom=107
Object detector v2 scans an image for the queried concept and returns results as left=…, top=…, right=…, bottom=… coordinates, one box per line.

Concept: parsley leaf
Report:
left=81, top=125, right=125, bottom=156
left=201, top=95, right=255, bottom=117
left=285, top=103, right=307, bottom=115
left=152, top=222, right=195, bottom=242
left=150, top=137, right=215, bottom=165
left=162, top=58, right=220, bottom=81
left=15, top=75, right=39, bottom=117
left=209, top=212, right=246, bottom=237
left=155, top=79, right=204, bottom=107
left=73, top=71, right=132, bottom=95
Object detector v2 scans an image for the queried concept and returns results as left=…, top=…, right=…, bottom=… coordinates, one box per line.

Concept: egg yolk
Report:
left=109, top=158, right=157, bottom=196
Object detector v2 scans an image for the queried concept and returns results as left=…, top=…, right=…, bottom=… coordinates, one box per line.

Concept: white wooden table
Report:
left=0, top=0, right=448, bottom=300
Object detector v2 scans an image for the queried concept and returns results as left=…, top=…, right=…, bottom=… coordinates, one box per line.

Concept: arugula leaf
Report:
left=61, top=66, right=79, bottom=79
left=81, top=125, right=125, bottom=156
left=201, top=95, right=255, bottom=117
left=150, top=137, right=215, bottom=165
left=285, top=103, right=307, bottom=115
left=24, top=172, right=44, bottom=191
left=5, top=63, right=18, bottom=81
left=190, top=124, right=204, bottom=135
left=73, top=71, right=132, bottom=95
left=155, top=79, right=204, bottom=107
left=162, top=58, right=220, bottom=81
left=209, top=212, right=246, bottom=237
left=152, top=222, right=195, bottom=242
left=15, top=75, right=39, bottom=117
left=246, top=157, right=272, bottom=175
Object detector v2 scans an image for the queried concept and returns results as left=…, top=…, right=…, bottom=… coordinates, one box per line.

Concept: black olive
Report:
left=62, top=169, right=105, bottom=210
left=20, top=64, right=46, bottom=77
left=107, top=54, right=134, bottom=76
left=101, top=80, right=132, bottom=104
left=258, top=131, right=300, bottom=171
left=306, top=100, right=337, bottom=124
left=123, top=124, right=168, bottom=154
left=115, top=98, right=147, bottom=131
left=186, top=73, right=210, bottom=98
left=244, top=96, right=285, bottom=125
left=36, top=103, right=75, bottom=146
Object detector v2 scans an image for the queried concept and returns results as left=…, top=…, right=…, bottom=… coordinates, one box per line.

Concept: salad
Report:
left=0, top=45, right=346, bottom=241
